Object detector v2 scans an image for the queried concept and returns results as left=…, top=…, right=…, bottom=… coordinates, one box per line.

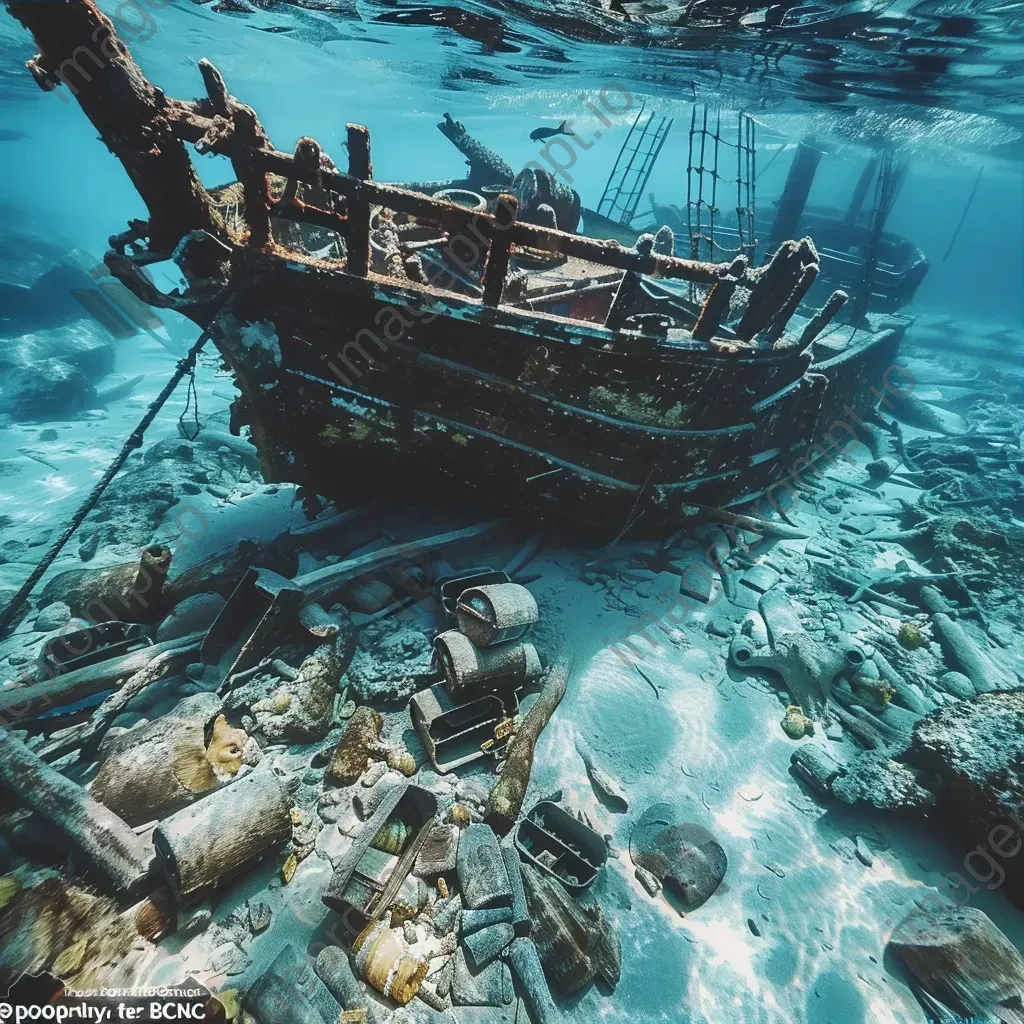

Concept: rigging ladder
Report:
left=596, top=104, right=674, bottom=227
left=686, top=105, right=758, bottom=278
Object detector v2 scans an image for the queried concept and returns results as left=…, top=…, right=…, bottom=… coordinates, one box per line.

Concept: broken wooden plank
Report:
left=0, top=631, right=204, bottom=726
left=0, top=727, right=155, bottom=895
left=296, top=520, right=510, bottom=606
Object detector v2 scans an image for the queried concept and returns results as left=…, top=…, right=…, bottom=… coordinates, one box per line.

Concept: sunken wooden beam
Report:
left=799, top=289, right=849, bottom=350
left=346, top=124, right=372, bottom=276
left=0, top=631, right=204, bottom=727
left=7, top=0, right=226, bottom=274
left=735, top=238, right=818, bottom=342
left=481, top=194, right=518, bottom=306
left=296, top=520, right=509, bottom=606
left=485, top=658, right=571, bottom=836
left=692, top=254, right=747, bottom=342
left=763, top=261, right=819, bottom=345
left=0, top=727, right=155, bottom=896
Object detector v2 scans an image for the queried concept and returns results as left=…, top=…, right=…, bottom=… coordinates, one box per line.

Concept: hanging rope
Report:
left=942, top=165, right=983, bottom=262
left=0, top=321, right=218, bottom=636
left=178, top=359, right=202, bottom=442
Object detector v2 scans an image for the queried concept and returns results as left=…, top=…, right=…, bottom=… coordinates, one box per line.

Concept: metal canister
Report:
left=455, top=583, right=538, bottom=647
left=434, top=629, right=540, bottom=699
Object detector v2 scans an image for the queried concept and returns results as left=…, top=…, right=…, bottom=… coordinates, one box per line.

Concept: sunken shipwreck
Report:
left=0, top=1, right=1022, bottom=1023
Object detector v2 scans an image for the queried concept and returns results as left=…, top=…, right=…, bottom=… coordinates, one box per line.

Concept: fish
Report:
left=530, top=119, right=572, bottom=141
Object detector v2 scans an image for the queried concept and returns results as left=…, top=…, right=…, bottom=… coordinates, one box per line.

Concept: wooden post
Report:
left=799, top=289, right=848, bottom=350
left=691, top=255, right=747, bottom=342
left=767, top=139, right=821, bottom=253
left=0, top=727, right=155, bottom=896
left=346, top=124, right=372, bottom=277
left=481, top=194, right=518, bottom=307
left=843, top=158, right=878, bottom=228
left=763, top=261, right=819, bottom=345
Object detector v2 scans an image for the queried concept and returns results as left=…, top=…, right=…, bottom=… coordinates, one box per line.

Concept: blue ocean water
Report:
left=0, top=3, right=1023, bottom=1023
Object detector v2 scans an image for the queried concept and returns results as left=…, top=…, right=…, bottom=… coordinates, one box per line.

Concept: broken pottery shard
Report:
left=520, top=863, right=620, bottom=995
left=414, top=823, right=460, bottom=877
left=315, top=946, right=384, bottom=1024
left=462, top=922, right=514, bottom=973
left=889, top=903, right=1024, bottom=1020
left=629, top=804, right=727, bottom=911
left=460, top=905, right=514, bottom=936
left=457, top=823, right=512, bottom=909
left=433, top=893, right=463, bottom=935
left=452, top=948, right=514, bottom=1007
left=507, top=938, right=559, bottom=1024
left=327, top=706, right=384, bottom=785
left=352, top=916, right=430, bottom=1005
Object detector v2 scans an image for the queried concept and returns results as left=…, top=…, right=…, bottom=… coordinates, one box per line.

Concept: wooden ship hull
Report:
left=9, top=2, right=905, bottom=536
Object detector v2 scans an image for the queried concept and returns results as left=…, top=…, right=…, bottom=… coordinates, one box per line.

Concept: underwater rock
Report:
left=246, top=943, right=343, bottom=1024
left=906, top=692, right=1024, bottom=910
left=457, top=823, right=512, bottom=910
left=831, top=750, right=935, bottom=811
left=462, top=922, right=514, bottom=972
left=39, top=544, right=173, bottom=624
left=520, top=863, right=620, bottom=995
left=629, top=804, right=727, bottom=912
left=937, top=671, right=975, bottom=700
left=315, top=946, right=384, bottom=1024
left=156, top=593, right=226, bottom=642
left=0, top=358, right=97, bottom=421
left=327, top=706, right=384, bottom=785
left=252, top=635, right=355, bottom=744
left=507, top=938, right=558, bottom=1024
left=33, top=601, right=71, bottom=632
left=577, top=743, right=628, bottom=812
left=346, top=624, right=434, bottom=705
left=414, top=822, right=460, bottom=877
left=889, top=903, right=1024, bottom=1021
left=452, top=947, right=514, bottom=1007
